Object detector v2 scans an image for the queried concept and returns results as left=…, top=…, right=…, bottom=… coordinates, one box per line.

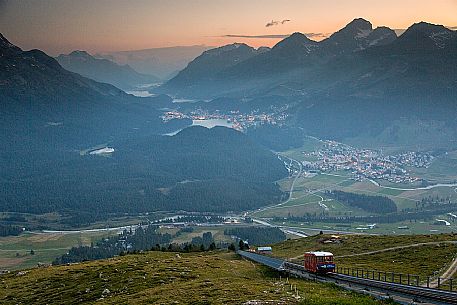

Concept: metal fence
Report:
left=335, top=266, right=456, bottom=292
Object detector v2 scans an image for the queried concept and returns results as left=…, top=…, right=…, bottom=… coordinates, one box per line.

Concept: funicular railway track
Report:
left=238, top=251, right=457, bottom=304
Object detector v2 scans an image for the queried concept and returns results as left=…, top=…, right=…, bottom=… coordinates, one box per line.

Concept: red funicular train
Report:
left=304, top=251, right=335, bottom=273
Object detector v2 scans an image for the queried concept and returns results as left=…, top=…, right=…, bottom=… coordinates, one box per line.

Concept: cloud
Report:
left=266, top=19, right=291, bottom=27
left=221, top=32, right=330, bottom=40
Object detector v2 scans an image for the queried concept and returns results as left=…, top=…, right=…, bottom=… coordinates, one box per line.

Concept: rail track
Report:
left=238, top=250, right=457, bottom=305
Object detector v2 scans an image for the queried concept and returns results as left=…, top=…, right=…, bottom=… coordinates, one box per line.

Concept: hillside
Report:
left=0, top=32, right=177, bottom=149
left=0, top=251, right=390, bottom=305
left=272, top=234, right=457, bottom=279
left=56, top=51, right=160, bottom=90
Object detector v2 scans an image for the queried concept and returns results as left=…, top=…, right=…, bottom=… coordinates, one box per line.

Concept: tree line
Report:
left=281, top=202, right=457, bottom=224
left=0, top=224, right=22, bottom=237
left=224, top=227, right=286, bottom=246
left=53, top=226, right=224, bottom=265
left=325, top=190, right=397, bottom=214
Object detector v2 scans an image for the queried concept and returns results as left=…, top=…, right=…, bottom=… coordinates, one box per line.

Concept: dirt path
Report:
left=428, top=256, right=457, bottom=288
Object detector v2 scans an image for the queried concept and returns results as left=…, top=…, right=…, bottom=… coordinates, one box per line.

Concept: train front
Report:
left=304, top=251, right=335, bottom=273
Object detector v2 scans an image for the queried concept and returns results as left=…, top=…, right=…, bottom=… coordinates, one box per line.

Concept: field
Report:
left=408, top=150, right=457, bottom=183
left=0, top=251, right=391, bottom=305
left=335, top=244, right=457, bottom=279
left=161, top=225, right=234, bottom=244
left=0, top=231, right=115, bottom=270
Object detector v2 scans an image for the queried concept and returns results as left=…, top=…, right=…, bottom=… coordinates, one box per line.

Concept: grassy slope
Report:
left=336, top=244, right=457, bottom=278
left=272, top=234, right=457, bottom=279
left=0, top=232, right=114, bottom=270
left=0, top=251, right=390, bottom=305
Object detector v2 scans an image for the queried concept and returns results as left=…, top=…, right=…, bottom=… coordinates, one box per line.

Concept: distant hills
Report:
left=56, top=50, right=160, bottom=90
left=0, top=32, right=179, bottom=149
left=160, top=18, right=457, bottom=149
left=97, top=45, right=213, bottom=80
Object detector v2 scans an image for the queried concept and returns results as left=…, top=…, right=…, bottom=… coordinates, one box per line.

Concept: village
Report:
left=161, top=108, right=289, bottom=132
left=302, top=140, right=434, bottom=184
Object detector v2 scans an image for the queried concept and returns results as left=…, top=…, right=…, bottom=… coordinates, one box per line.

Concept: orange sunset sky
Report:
left=0, top=0, right=456, bottom=55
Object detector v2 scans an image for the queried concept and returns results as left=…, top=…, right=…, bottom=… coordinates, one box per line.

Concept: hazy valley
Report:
left=1, top=5, right=457, bottom=304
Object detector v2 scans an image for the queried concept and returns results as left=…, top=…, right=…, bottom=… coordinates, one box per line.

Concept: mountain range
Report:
left=162, top=18, right=456, bottom=98
left=56, top=51, right=160, bottom=90
left=97, top=45, right=213, bottom=80
left=160, top=18, right=457, bottom=149
left=0, top=32, right=183, bottom=150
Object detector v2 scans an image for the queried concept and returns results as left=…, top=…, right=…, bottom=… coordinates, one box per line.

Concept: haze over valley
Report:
left=1, top=1, right=457, bottom=303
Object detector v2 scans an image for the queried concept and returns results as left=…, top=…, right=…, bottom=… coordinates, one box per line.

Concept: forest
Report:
left=325, top=190, right=397, bottom=214
left=1, top=126, right=287, bottom=226
left=0, top=224, right=22, bottom=237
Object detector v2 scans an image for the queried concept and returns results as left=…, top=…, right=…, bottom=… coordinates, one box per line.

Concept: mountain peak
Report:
left=399, top=21, right=456, bottom=49
left=321, top=18, right=375, bottom=53
left=404, top=21, right=451, bottom=35
left=340, top=18, right=373, bottom=38
left=283, top=32, right=314, bottom=43
left=346, top=18, right=373, bottom=31
left=366, top=26, right=397, bottom=46
left=272, top=32, right=317, bottom=52
left=206, top=43, right=252, bottom=54
left=0, top=33, right=16, bottom=49
left=0, top=33, right=9, bottom=43
left=68, top=50, right=92, bottom=57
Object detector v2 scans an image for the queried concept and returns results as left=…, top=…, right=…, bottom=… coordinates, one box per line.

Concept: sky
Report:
left=0, top=0, right=456, bottom=56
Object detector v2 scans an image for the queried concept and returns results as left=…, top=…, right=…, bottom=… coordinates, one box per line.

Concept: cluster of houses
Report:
left=303, top=140, right=434, bottom=184
left=162, top=109, right=288, bottom=132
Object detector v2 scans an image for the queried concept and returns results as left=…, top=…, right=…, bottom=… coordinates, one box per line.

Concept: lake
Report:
left=165, top=119, right=233, bottom=136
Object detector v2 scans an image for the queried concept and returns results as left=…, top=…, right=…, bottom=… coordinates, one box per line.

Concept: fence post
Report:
left=416, top=275, right=419, bottom=287
left=407, top=274, right=410, bottom=285
left=427, top=277, right=430, bottom=288
left=450, top=279, right=453, bottom=292
left=399, top=274, right=402, bottom=284
left=392, top=272, right=395, bottom=283
left=357, top=269, right=359, bottom=277
left=378, top=271, right=381, bottom=281
left=438, top=277, right=441, bottom=289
